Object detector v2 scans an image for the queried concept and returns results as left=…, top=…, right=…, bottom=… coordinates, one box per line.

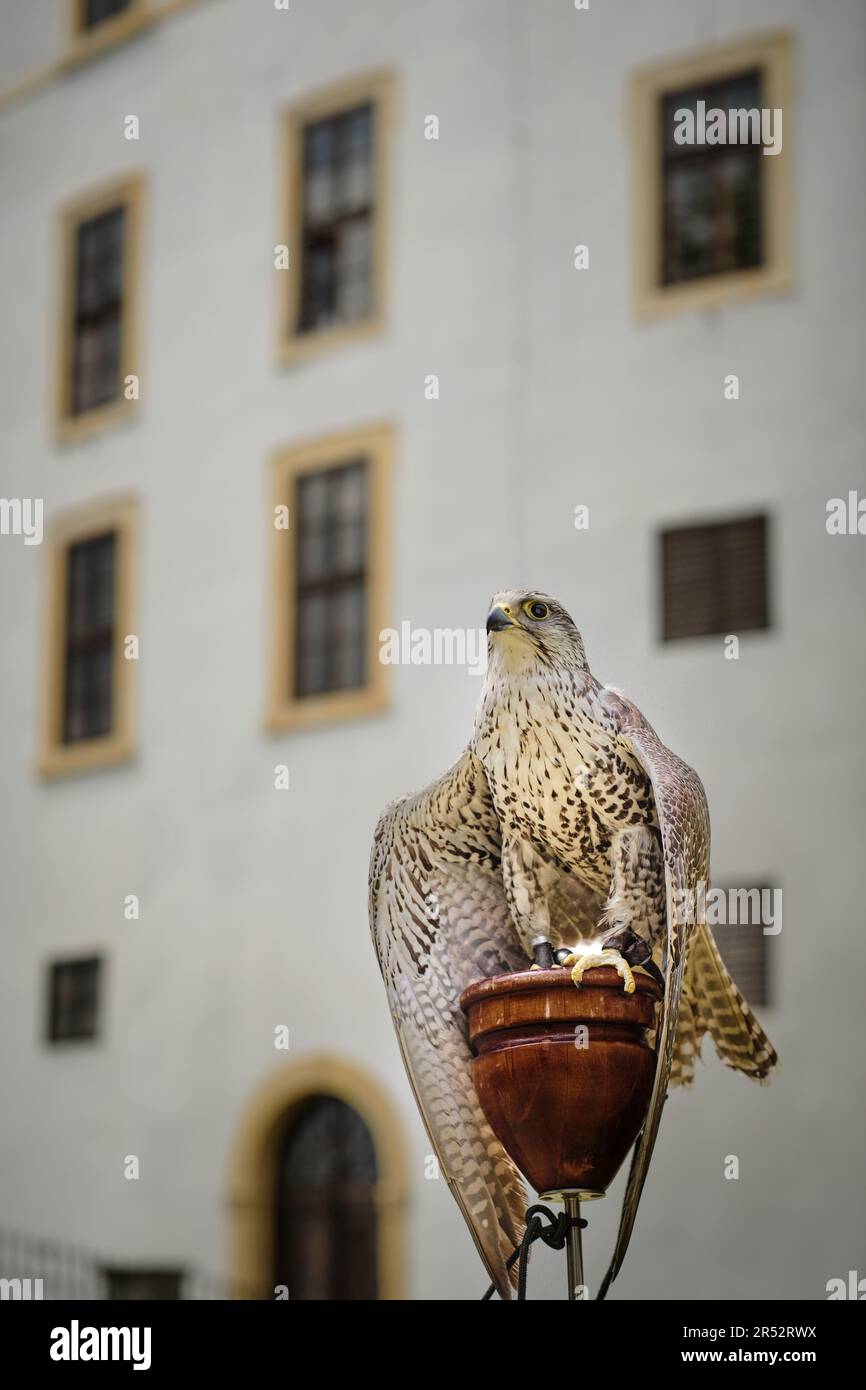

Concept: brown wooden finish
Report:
left=460, top=966, right=662, bottom=1198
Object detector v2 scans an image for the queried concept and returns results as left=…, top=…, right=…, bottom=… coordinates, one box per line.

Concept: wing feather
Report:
left=369, top=749, right=529, bottom=1297
left=596, top=690, right=710, bottom=1299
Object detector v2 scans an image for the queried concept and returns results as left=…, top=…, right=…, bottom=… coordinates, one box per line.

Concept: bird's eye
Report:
left=524, top=601, right=549, bottom=620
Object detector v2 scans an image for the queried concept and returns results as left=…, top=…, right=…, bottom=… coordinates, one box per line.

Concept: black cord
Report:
left=481, top=1203, right=588, bottom=1301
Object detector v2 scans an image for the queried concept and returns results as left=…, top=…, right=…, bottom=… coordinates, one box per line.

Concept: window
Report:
left=280, top=73, right=393, bottom=360
left=71, top=207, right=125, bottom=416
left=67, top=3, right=168, bottom=65
left=273, top=1095, right=378, bottom=1300
left=40, top=497, right=138, bottom=777
left=661, top=515, right=769, bottom=641
left=267, top=424, right=391, bottom=730
left=47, top=957, right=102, bottom=1042
left=63, top=533, right=116, bottom=743
left=71, top=0, right=144, bottom=44
left=299, top=106, right=374, bottom=332
left=80, top=0, right=134, bottom=30
left=712, top=888, right=773, bottom=1006
left=104, top=1269, right=182, bottom=1299
left=229, top=1057, right=407, bottom=1301
left=295, top=461, right=367, bottom=698
left=631, top=32, right=793, bottom=315
left=57, top=176, right=144, bottom=439
left=660, top=70, right=763, bottom=286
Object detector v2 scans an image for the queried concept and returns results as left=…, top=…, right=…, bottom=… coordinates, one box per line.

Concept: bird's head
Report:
left=485, top=590, right=589, bottom=675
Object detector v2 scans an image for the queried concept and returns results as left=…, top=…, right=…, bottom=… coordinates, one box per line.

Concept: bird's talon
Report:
left=570, top=948, right=635, bottom=993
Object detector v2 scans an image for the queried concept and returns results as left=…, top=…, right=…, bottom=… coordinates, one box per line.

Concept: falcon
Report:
left=369, top=591, right=777, bottom=1299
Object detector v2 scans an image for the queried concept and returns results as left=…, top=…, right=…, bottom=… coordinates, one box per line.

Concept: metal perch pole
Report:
left=564, top=1195, right=585, bottom=1299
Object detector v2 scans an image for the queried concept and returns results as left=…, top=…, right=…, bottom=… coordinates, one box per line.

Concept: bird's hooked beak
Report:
left=486, top=603, right=518, bottom=633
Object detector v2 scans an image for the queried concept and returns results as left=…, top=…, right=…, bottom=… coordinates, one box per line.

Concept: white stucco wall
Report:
left=0, top=0, right=863, bottom=1300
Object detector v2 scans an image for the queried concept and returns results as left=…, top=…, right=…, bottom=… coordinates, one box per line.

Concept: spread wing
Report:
left=369, top=748, right=529, bottom=1298
left=596, top=689, right=711, bottom=1300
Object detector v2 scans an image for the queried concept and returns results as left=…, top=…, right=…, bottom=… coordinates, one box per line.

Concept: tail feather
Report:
left=669, top=987, right=704, bottom=1087
left=672, top=923, right=778, bottom=1084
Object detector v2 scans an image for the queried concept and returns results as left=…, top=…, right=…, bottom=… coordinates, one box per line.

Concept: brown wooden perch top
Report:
left=460, top=965, right=662, bottom=1202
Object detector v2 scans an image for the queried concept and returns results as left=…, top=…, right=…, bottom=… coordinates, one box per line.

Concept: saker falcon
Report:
left=369, top=591, right=777, bottom=1299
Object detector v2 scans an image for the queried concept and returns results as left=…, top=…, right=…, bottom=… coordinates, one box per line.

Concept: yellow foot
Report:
left=564, top=948, right=635, bottom=994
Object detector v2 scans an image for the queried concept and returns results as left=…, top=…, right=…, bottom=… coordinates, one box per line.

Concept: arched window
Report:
left=273, top=1094, right=378, bottom=1300
left=229, top=1056, right=406, bottom=1300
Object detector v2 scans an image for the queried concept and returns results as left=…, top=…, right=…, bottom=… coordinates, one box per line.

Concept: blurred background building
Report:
left=0, top=0, right=864, bottom=1300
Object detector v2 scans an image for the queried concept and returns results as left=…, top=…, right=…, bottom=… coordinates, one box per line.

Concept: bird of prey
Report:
left=369, top=591, right=778, bottom=1299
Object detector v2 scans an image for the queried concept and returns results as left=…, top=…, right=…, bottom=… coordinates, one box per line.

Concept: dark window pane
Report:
left=330, top=582, right=366, bottom=690
left=83, top=0, right=132, bottom=30
left=661, top=516, right=768, bottom=641
left=660, top=70, right=763, bottom=286
left=48, top=958, right=102, bottom=1042
left=337, top=219, right=372, bottom=321
left=297, top=102, right=375, bottom=333
left=712, top=887, right=773, bottom=1006
left=293, top=460, right=368, bottom=698
left=62, top=532, right=116, bottom=743
left=71, top=206, right=125, bottom=414
left=274, top=1095, right=378, bottom=1300
left=104, top=1269, right=182, bottom=1300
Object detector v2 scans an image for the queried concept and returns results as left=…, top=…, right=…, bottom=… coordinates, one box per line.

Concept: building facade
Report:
left=0, top=0, right=864, bottom=1299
